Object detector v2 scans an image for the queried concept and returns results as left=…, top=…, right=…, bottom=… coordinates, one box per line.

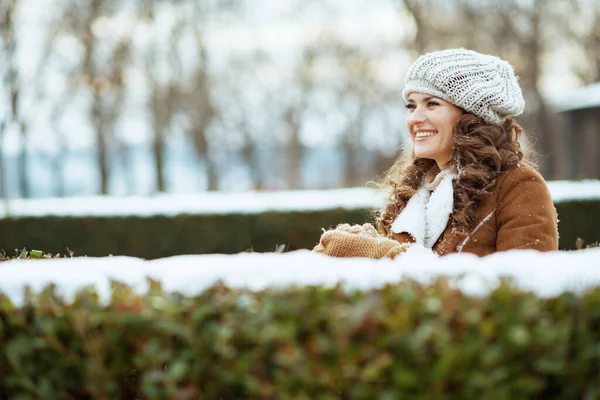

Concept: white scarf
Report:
left=390, top=170, right=456, bottom=248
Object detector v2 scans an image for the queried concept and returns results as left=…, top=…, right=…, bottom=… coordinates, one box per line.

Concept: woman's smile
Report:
left=414, top=131, right=438, bottom=140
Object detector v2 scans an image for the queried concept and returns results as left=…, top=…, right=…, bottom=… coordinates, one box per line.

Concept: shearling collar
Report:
left=390, top=170, right=456, bottom=248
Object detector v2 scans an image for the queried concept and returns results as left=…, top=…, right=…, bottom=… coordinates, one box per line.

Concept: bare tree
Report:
left=142, top=0, right=240, bottom=192
left=484, top=0, right=562, bottom=178
left=39, top=19, right=72, bottom=197
left=396, top=0, right=434, bottom=54
left=212, top=49, right=275, bottom=190
left=143, top=0, right=175, bottom=193
left=283, top=45, right=319, bottom=190
left=324, top=38, right=395, bottom=186
left=559, top=0, right=600, bottom=85
left=56, top=0, right=129, bottom=195
left=103, top=40, right=131, bottom=191
left=0, top=0, right=13, bottom=201
left=48, top=103, right=69, bottom=197
left=0, top=0, right=31, bottom=198
left=0, top=118, right=5, bottom=202
left=148, top=79, right=171, bottom=193
left=77, top=0, right=108, bottom=193
left=185, top=67, right=218, bottom=190
left=185, top=1, right=219, bottom=190
left=283, top=105, right=305, bottom=189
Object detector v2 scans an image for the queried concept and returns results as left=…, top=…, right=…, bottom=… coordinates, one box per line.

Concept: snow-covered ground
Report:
left=1, top=180, right=599, bottom=218
left=1, top=246, right=600, bottom=306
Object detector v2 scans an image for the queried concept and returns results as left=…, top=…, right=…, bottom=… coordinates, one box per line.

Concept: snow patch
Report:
left=1, top=248, right=600, bottom=306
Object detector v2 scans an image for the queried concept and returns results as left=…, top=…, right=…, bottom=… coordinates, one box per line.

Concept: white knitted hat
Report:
left=402, top=48, right=525, bottom=125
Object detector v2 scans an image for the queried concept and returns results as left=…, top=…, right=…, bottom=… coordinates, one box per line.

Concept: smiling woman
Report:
left=405, top=93, right=463, bottom=167
left=314, top=48, right=559, bottom=258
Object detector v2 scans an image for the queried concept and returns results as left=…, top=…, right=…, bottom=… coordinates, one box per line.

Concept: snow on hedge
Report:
left=2, top=246, right=600, bottom=305
left=553, top=82, right=600, bottom=112
left=1, top=180, right=600, bottom=218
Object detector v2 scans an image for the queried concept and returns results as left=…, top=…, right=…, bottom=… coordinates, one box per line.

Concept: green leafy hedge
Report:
left=0, top=209, right=371, bottom=259
left=0, top=199, right=599, bottom=259
left=1, top=278, right=599, bottom=399
left=553, top=200, right=600, bottom=249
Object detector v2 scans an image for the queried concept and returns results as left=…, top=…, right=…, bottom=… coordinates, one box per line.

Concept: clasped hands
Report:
left=313, top=223, right=410, bottom=259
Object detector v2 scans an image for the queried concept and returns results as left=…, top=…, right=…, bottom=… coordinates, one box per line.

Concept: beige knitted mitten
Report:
left=313, top=223, right=410, bottom=259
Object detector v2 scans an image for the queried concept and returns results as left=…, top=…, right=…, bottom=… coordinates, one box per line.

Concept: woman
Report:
left=314, top=48, right=559, bottom=258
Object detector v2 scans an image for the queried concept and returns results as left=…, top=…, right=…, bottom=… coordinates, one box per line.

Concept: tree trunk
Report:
left=401, top=0, right=427, bottom=54
left=206, top=160, right=219, bottom=191
left=97, top=133, right=109, bottom=194
left=0, top=121, right=6, bottom=201
left=51, top=150, right=66, bottom=197
left=17, top=121, right=29, bottom=198
left=286, top=134, right=303, bottom=189
left=342, top=138, right=360, bottom=187
left=525, top=2, right=555, bottom=178
left=5, top=3, right=28, bottom=198
left=82, top=0, right=107, bottom=194
left=241, top=138, right=263, bottom=190
left=153, top=129, right=165, bottom=192
left=342, top=112, right=365, bottom=187
left=193, top=130, right=218, bottom=191
left=91, top=95, right=109, bottom=194
left=532, top=96, right=554, bottom=178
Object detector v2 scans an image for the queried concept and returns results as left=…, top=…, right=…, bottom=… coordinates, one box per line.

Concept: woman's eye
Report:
left=405, top=104, right=415, bottom=109
left=428, top=101, right=439, bottom=107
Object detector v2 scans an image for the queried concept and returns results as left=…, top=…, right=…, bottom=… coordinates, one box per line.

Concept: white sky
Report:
left=1, top=246, right=600, bottom=306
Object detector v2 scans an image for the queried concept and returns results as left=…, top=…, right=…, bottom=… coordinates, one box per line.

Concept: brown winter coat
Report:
left=314, top=164, right=559, bottom=258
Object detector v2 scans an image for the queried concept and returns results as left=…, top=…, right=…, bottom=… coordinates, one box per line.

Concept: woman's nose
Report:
left=408, top=106, right=426, bottom=124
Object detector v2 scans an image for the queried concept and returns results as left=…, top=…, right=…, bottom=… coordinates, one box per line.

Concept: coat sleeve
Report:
left=392, top=232, right=417, bottom=246
left=495, top=166, right=558, bottom=252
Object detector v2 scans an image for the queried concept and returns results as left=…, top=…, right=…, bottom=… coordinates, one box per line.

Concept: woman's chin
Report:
left=414, top=150, right=435, bottom=160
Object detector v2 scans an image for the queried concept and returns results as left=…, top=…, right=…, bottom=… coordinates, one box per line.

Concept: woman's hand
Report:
left=313, top=223, right=410, bottom=259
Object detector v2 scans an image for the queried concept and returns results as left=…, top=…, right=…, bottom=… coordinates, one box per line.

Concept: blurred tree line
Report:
left=0, top=0, right=599, bottom=198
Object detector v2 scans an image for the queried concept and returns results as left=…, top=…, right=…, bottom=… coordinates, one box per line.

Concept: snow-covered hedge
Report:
left=1, top=249, right=600, bottom=398
left=1, top=199, right=599, bottom=260
left=1, top=182, right=599, bottom=259
left=3, top=247, right=600, bottom=301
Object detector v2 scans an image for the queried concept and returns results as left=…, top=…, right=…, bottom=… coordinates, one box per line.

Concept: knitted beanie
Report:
left=402, top=48, right=525, bottom=125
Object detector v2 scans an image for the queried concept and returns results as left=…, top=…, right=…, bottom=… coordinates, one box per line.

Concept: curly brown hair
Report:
left=376, top=114, right=537, bottom=236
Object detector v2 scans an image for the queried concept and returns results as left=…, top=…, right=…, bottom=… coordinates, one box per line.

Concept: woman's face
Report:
left=405, top=92, right=463, bottom=168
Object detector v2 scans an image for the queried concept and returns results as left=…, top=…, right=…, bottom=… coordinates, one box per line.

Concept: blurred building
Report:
left=555, top=82, right=600, bottom=180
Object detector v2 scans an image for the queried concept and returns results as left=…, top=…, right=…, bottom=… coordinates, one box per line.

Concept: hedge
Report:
left=1, top=200, right=599, bottom=259
left=1, top=278, right=599, bottom=399
left=0, top=209, right=370, bottom=259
